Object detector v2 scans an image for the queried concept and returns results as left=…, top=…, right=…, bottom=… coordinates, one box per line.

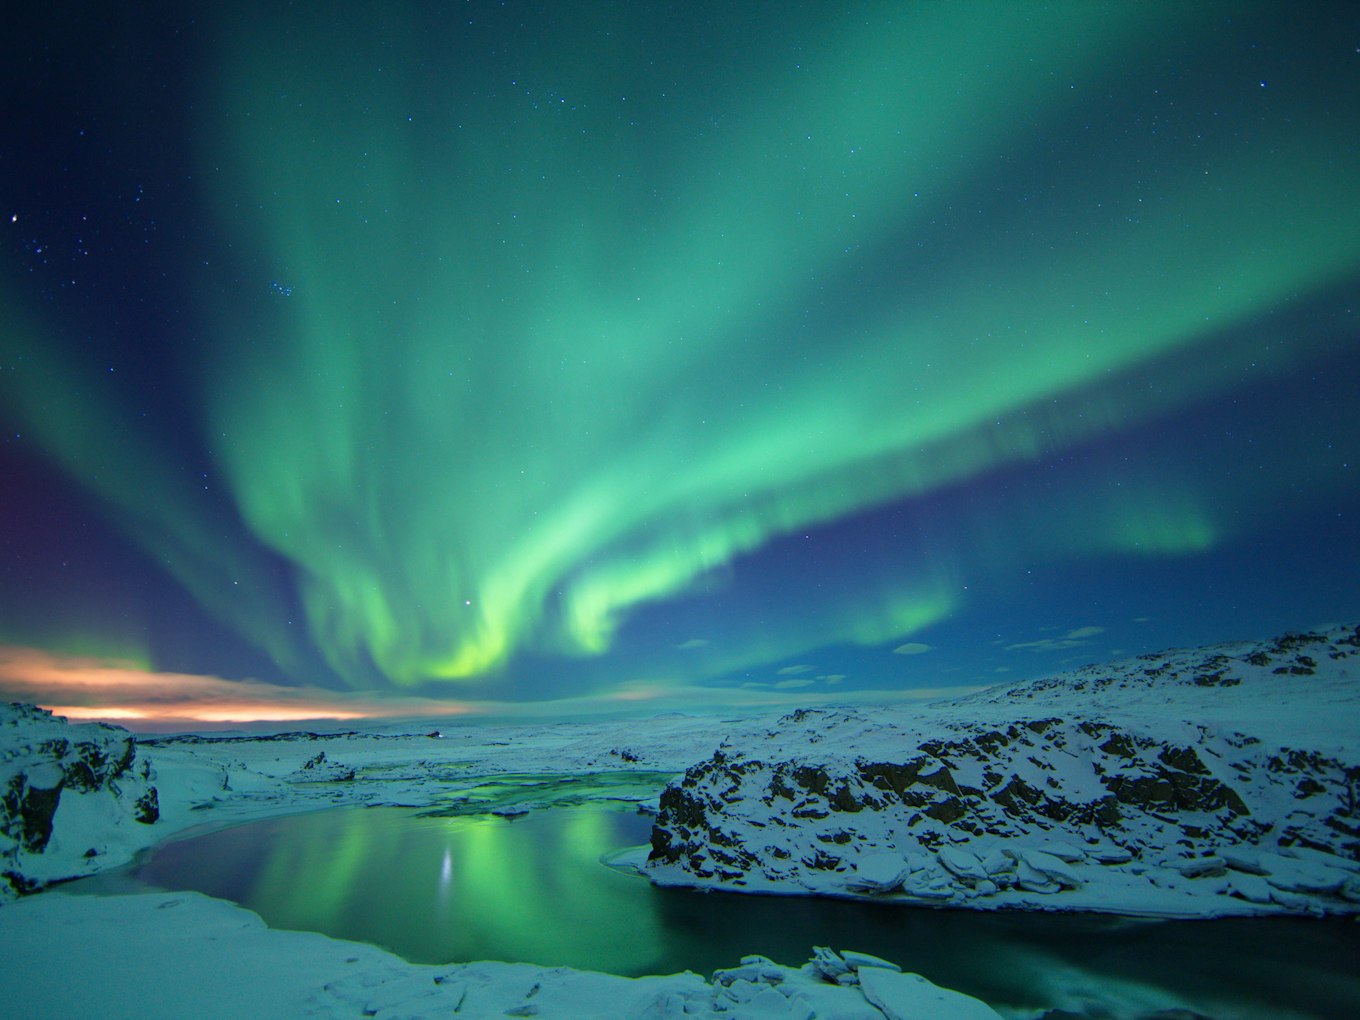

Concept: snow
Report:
left=0, top=893, right=1008, bottom=1020
left=857, top=968, right=1003, bottom=1020
left=1017, top=849, right=1083, bottom=889
left=644, top=623, right=1360, bottom=921
left=845, top=852, right=910, bottom=892
left=2, top=622, right=1359, bottom=1016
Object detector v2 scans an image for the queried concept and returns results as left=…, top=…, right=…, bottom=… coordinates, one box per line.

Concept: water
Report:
left=80, top=804, right=1360, bottom=1019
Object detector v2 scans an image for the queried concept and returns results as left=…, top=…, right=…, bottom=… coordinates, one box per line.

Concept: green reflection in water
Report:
left=126, top=805, right=1360, bottom=1018
left=138, top=805, right=668, bottom=974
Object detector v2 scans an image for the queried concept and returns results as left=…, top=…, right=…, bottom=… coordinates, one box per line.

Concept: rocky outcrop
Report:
left=2, top=703, right=160, bottom=900
left=286, top=751, right=356, bottom=783
left=646, top=624, right=1360, bottom=917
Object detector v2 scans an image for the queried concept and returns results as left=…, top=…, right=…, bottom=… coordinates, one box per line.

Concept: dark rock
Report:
left=1158, top=745, right=1209, bottom=776
left=134, top=787, right=160, bottom=824
left=803, top=849, right=842, bottom=870
left=3, top=772, right=64, bottom=853
left=923, top=797, right=966, bottom=824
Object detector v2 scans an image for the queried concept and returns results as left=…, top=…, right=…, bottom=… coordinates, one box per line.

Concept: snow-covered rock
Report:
left=1170, top=854, right=1227, bottom=878
left=1, top=703, right=160, bottom=899
left=938, top=846, right=988, bottom=884
left=845, top=852, right=910, bottom=893
left=645, top=623, right=1360, bottom=918
left=1016, top=849, right=1083, bottom=889
left=285, top=751, right=356, bottom=783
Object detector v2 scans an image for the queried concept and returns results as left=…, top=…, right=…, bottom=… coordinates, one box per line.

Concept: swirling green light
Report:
left=187, top=4, right=1358, bottom=686
left=4, top=5, right=1356, bottom=694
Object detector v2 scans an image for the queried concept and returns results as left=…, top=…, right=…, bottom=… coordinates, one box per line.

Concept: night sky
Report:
left=3, top=2, right=1358, bottom=727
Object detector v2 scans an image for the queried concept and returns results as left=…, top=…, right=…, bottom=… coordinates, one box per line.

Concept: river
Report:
left=75, top=803, right=1360, bottom=1019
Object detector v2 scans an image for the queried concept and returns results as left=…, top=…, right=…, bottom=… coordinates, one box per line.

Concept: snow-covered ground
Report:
left=2, top=890, right=1001, bottom=1019
left=2, top=622, right=1358, bottom=1017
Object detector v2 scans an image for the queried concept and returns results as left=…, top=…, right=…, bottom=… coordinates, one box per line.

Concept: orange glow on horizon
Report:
left=1, top=644, right=478, bottom=729
left=43, top=703, right=371, bottom=724
left=47, top=706, right=151, bottom=721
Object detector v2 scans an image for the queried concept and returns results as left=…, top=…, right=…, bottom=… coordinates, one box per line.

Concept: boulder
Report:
left=1017, top=859, right=1061, bottom=893
left=287, top=752, right=356, bottom=783
left=939, top=847, right=989, bottom=883
left=1171, top=856, right=1227, bottom=879
left=1035, top=841, right=1085, bottom=863
left=846, top=852, right=909, bottom=893
left=1018, top=849, right=1083, bottom=888
left=1221, top=849, right=1268, bottom=875
left=980, top=848, right=1014, bottom=875
left=809, top=947, right=851, bottom=982
left=841, top=951, right=900, bottom=973
left=1088, top=845, right=1134, bottom=864
left=1227, top=873, right=1272, bottom=904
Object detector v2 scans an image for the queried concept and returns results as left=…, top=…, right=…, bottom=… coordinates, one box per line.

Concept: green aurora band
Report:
left=4, top=4, right=1358, bottom=692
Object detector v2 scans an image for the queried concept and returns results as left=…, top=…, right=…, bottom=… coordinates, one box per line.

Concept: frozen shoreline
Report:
left=0, top=888, right=1009, bottom=1020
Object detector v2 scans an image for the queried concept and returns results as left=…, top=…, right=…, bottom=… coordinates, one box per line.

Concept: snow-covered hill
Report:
left=644, top=624, right=1360, bottom=918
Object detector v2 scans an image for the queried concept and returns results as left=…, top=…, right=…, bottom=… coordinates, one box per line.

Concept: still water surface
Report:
left=96, top=804, right=1360, bottom=1019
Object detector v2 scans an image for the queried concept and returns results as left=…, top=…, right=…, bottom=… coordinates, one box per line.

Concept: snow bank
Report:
left=0, top=890, right=998, bottom=1020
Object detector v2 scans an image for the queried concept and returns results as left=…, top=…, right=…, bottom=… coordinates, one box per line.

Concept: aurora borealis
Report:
left=3, top=2, right=1358, bottom=724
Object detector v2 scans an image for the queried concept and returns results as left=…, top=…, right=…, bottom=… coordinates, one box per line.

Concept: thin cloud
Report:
left=1006, top=625, right=1106, bottom=653
left=892, top=642, right=932, bottom=655
left=776, top=664, right=814, bottom=676
left=674, top=638, right=710, bottom=650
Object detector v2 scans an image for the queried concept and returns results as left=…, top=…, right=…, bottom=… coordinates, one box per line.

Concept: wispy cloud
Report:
left=892, top=642, right=932, bottom=655
left=674, top=638, right=710, bottom=650
left=774, top=677, right=816, bottom=690
left=776, top=664, right=814, bottom=676
left=1005, top=625, right=1106, bottom=653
